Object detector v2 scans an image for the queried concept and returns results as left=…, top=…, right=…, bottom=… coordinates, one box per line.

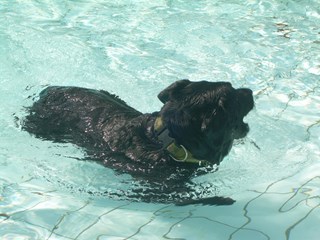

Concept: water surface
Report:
left=0, top=0, right=319, bottom=239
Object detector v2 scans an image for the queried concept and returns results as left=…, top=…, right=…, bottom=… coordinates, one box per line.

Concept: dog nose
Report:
left=237, top=88, right=254, bottom=113
left=238, top=88, right=253, bottom=96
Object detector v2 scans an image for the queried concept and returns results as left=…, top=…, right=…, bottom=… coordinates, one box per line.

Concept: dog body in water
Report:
left=23, top=79, right=254, bottom=204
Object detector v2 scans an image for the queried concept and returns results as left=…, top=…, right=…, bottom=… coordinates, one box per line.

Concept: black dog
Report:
left=23, top=80, right=254, bottom=204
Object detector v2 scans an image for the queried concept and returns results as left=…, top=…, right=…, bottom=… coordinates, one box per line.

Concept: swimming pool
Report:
left=1, top=0, right=319, bottom=239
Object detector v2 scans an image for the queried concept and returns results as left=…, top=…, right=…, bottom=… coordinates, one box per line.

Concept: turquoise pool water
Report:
left=1, top=0, right=319, bottom=239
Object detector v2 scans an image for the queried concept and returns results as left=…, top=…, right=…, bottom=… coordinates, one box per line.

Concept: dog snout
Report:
left=237, top=88, right=254, bottom=114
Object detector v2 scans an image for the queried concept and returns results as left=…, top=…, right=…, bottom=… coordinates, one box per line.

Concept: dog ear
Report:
left=158, top=79, right=191, bottom=103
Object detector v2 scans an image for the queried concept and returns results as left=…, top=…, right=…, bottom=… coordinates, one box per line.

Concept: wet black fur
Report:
left=23, top=80, right=254, bottom=205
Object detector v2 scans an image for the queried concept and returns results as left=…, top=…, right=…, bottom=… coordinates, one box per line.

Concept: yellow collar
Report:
left=154, top=117, right=209, bottom=167
left=154, top=116, right=165, bottom=131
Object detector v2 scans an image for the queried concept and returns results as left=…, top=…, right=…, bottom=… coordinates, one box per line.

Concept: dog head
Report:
left=158, top=79, right=254, bottom=165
